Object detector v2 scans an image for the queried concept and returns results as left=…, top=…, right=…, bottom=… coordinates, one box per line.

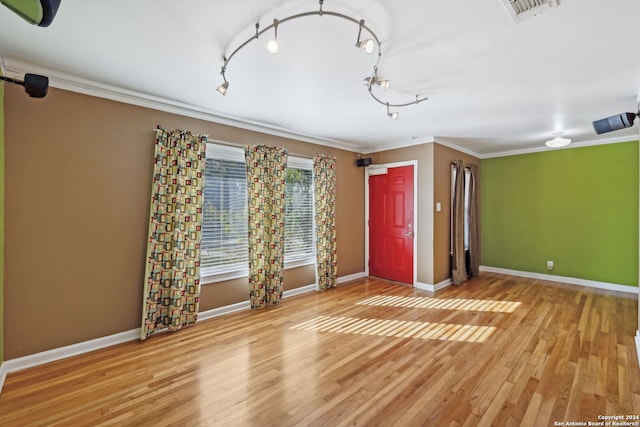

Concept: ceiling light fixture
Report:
left=216, top=65, right=229, bottom=96
left=266, top=19, right=280, bottom=55
left=363, top=67, right=390, bottom=91
left=363, top=77, right=389, bottom=90
left=386, top=103, right=399, bottom=120
left=544, top=132, right=571, bottom=148
left=355, top=19, right=375, bottom=54
left=216, top=0, right=428, bottom=117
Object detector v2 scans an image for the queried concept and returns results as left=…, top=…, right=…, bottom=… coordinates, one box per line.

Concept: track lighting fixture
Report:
left=386, top=103, right=399, bottom=120
left=356, top=20, right=374, bottom=55
left=363, top=76, right=390, bottom=90
left=266, top=19, right=279, bottom=55
left=544, top=132, right=571, bottom=148
left=216, top=0, right=428, bottom=117
left=216, top=67, right=229, bottom=96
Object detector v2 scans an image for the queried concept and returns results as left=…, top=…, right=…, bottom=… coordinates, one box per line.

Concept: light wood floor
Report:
left=0, top=273, right=638, bottom=426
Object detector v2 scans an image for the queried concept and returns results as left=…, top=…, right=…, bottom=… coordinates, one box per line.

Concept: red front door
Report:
left=368, top=165, right=414, bottom=284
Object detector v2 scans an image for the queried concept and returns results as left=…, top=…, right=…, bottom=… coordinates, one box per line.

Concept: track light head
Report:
left=592, top=112, right=637, bottom=134
left=266, top=39, right=279, bottom=54
left=216, top=67, right=229, bottom=96
left=386, top=103, right=399, bottom=120
left=266, top=19, right=279, bottom=54
left=216, top=81, right=229, bottom=96
left=358, top=39, right=375, bottom=54
left=355, top=19, right=375, bottom=54
left=363, top=76, right=390, bottom=90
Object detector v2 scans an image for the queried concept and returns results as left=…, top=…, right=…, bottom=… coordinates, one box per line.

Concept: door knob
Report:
left=404, top=231, right=414, bottom=237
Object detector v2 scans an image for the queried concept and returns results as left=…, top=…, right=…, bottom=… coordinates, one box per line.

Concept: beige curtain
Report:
left=141, top=129, right=207, bottom=340
left=451, top=160, right=467, bottom=285
left=313, top=154, right=338, bottom=289
left=245, top=145, right=288, bottom=309
left=467, top=165, right=480, bottom=277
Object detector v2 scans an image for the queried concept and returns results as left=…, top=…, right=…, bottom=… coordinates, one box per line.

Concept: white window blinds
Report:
left=284, top=164, right=314, bottom=262
left=201, top=146, right=248, bottom=277
left=202, top=144, right=315, bottom=282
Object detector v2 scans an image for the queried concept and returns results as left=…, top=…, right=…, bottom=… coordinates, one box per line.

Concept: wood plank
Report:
left=0, top=273, right=638, bottom=426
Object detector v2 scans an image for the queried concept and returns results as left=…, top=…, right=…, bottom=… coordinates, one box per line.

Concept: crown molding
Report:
left=479, top=134, right=639, bottom=159
left=3, top=58, right=363, bottom=153
left=359, top=136, right=436, bottom=154
left=4, top=57, right=636, bottom=158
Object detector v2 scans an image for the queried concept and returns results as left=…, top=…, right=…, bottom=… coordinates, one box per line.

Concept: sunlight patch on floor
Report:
left=290, top=316, right=496, bottom=343
left=356, top=295, right=521, bottom=313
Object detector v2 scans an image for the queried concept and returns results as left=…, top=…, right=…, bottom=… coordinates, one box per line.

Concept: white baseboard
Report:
left=0, top=328, right=140, bottom=393
left=198, top=283, right=319, bottom=322
left=0, top=362, right=7, bottom=397
left=480, top=266, right=639, bottom=294
left=337, top=272, right=367, bottom=284
left=284, top=284, right=318, bottom=297
left=415, top=278, right=453, bottom=293
left=197, top=300, right=251, bottom=322
left=0, top=273, right=366, bottom=396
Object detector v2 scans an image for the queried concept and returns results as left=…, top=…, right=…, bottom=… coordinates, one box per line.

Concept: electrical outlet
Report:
left=547, top=260, right=554, bottom=270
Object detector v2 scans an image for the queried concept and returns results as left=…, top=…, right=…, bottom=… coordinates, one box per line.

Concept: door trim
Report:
left=364, top=160, right=418, bottom=286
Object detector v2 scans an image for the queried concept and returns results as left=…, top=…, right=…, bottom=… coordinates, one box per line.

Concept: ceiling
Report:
left=0, top=0, right=639, bottom=156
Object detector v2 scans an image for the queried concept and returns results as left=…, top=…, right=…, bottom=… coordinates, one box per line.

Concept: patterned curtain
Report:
left=141, top=129, right=206, bottom=340
left=313, top=154, right=338, bottom=289
left=245, top=145, right=288, bottom=309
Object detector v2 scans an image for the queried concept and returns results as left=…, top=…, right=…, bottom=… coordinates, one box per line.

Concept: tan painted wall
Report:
left=4, top=85, right=364, bottom=359
left=432, top=143, right=481, bottom=284
left=369, top=143, right=434, bottom=284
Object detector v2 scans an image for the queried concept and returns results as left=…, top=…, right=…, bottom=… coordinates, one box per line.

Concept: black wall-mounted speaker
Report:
left=592, top=112, right=637, bottom=135
left=0, top=73, right=49, bottom=98
left=24, top=73, right=49, bottom=98
left=356, top=158, right=372, bottom=167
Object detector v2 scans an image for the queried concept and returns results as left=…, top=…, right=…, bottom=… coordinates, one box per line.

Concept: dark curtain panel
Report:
left=451, top=160, right=467, bottom=285
left=467, top=164, right=480, bottom=277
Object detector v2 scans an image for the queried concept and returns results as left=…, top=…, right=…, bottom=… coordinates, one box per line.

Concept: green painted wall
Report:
left=0, top=77, right=4, bottom=363
left=481, top=141, right=639, bottom=287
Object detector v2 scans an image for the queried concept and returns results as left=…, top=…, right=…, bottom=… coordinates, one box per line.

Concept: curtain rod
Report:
left=152, top=128, right=314, bottom=160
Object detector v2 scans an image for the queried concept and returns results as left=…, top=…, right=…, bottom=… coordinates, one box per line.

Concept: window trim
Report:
left=201, top=144, right=316, bottom=285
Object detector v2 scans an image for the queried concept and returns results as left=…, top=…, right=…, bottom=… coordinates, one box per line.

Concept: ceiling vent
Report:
left=501, top=0, right=559, bottom=23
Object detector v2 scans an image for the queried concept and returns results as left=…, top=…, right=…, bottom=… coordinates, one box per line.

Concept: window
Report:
left=284, top=158, right=315, bottom=264
left=201, top=145, right=248, bottom=281
left=201, top=144, right=315, bottom=283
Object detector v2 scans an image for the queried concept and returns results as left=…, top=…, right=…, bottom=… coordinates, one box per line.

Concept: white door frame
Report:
left=364, top=160, right=419, bottom=286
